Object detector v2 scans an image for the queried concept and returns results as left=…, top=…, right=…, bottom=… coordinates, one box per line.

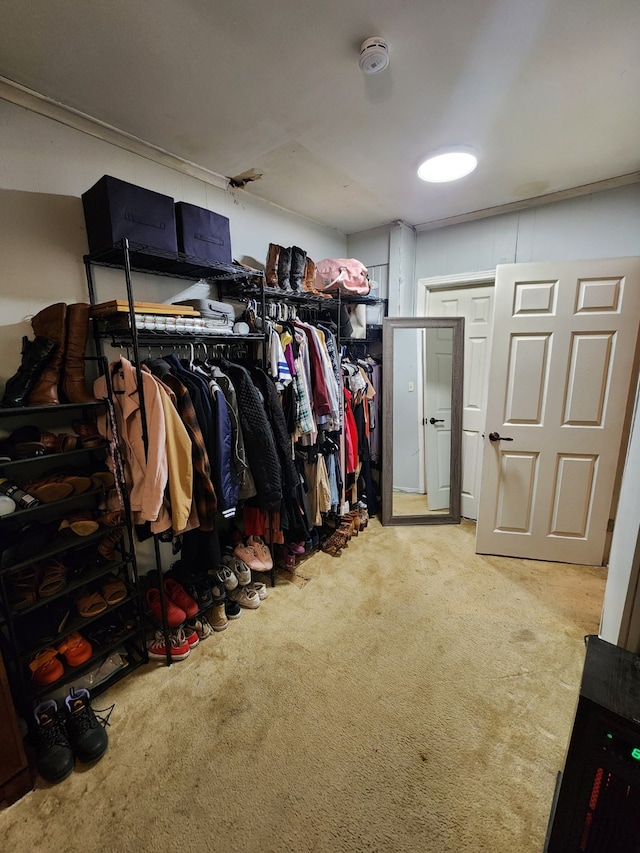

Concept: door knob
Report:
left=429, top=417, right=445, bottom=425
left=488, top=432, right=513, bottom=442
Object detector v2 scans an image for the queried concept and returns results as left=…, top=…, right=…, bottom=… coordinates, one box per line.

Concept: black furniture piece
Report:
left=545, top=635, right=640, bottom=852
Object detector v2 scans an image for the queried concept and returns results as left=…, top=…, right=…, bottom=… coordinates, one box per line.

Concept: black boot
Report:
left=1, top=336, right=56, bottom=408
left=32, top=699, right=74, bottom=783
left=64, top=687, right=108, bottom=764
left=277, top=246, right=292, bottom=292
left=290, top=246, right=307, bottom=291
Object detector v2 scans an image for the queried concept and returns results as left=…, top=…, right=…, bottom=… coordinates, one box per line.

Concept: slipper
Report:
left=38, top=559, right=68, bottom=597
left=76, top=589, right=108, bottom=618
left=102, top=575, right=127, bottom=605
left=57, top=632, right=93, bottom=667
left=29, top=648, right=64, bottom=685
left=59, top=512, right=100, bottom=537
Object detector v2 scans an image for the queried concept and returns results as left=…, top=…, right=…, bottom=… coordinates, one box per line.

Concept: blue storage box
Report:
left=175, top=202, right=232, bottom=264
left=82, top=175, right=178, bottom=256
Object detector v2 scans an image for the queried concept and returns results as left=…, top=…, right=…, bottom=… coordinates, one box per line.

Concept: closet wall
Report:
left=0, top=98, right=347, bottom=380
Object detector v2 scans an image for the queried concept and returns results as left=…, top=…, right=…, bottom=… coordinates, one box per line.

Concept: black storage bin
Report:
left=175, top=202, right=232, bottom=264
left=82, top=175, right=178, bottom=256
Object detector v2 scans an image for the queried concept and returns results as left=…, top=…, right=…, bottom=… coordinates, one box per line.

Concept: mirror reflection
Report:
left=382, top=317, right=464, bottom=526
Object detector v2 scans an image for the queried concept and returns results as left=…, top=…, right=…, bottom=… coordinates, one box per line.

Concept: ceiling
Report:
left=1, top=0, right=639, bottom=234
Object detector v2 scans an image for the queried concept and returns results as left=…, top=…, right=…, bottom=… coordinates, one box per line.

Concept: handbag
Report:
left=315, top=258, right=370, bottom=296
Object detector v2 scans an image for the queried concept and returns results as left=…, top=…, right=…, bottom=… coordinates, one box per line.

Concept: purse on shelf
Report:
left=314, top=258, right=371, bottom=296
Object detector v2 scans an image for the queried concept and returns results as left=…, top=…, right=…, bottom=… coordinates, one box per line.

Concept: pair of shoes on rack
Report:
left=147, top=625, right=199, bottom=661
left=32, top=687, right=109, bottom=783
left=232, top=536, right=273, bottom=572
left=29, top=632, right=94, bottom=685
left=217, top=549, right=251, bottom=591
left=228, top=582, right=266, bottom=610
left=146, top=579, right=199, bottom=628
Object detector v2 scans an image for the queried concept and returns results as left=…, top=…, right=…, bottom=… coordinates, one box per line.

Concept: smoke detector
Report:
left=359, top=38, right=390, bottom=75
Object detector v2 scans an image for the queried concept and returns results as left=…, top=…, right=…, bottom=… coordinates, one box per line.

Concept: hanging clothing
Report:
left=94, top=357, right=169, bottom=528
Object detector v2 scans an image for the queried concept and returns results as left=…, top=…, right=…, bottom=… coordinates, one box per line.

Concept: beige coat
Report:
left=94, top=357, right=169, bottom=528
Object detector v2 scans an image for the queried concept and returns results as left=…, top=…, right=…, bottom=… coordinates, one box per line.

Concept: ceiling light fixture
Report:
left=417, top=149, right=478, bottom=183
left=359, top=38, right=390, bottom=75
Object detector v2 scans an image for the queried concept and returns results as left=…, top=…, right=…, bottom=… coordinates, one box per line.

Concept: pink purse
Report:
left=314, top=258, right=371, bottom=296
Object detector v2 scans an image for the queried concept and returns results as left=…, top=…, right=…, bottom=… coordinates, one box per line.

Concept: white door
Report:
left=424, top=326, right=453, bottom=510
left=428, top=285, right=494, bottom=519
left=476, top=257, right=640, bottom=565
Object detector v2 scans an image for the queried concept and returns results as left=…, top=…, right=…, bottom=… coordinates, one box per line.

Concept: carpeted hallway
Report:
left=0, top=518, right=606, bottom=852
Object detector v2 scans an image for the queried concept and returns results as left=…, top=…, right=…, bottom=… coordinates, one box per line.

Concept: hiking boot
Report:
left=32, top=699, right=74, bottom=783
left=64, top=687, right=108, bottom=764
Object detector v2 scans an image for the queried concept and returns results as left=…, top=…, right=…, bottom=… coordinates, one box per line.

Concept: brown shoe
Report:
left=28, top=303, right=67, bottom=406
left=59, top=512, right=99, bottom=537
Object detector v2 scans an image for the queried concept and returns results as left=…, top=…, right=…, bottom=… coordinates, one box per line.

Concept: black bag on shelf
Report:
left=82, top=175, right=178, bottom=256
left=175, top=202, right=232, bottom=264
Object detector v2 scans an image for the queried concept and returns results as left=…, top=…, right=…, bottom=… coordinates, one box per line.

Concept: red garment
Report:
left=343, top=387, right=358, bottom=474
left=294, top=323, right=331, bottom=417
left=242, top=506, right=284, bottom=544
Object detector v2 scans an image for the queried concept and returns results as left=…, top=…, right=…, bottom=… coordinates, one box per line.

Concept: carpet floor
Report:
left=0, top=518, right=606, bottom=852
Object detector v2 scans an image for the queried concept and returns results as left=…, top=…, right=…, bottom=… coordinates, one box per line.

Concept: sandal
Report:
left=57, top=632, right=93, bottom=667
left=38, top=559, right=68, bottom=597
left=102, top=574, right=127, bottom=605
left=25, top=476, right=73, bottom=504
left=29, top=647, right=64, bottom=685
left=75, top=589, right=108, bottom=618
left=11, top=566, right=39, bottom=610
left=59, top=511, right=100, bottom=537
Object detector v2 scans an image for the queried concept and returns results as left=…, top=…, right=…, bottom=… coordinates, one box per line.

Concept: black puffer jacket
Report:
left=220, top=360, right=282, bottom=511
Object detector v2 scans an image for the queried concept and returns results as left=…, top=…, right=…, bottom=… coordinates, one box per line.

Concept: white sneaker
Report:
left=216, top=566, right=238, bottom=591
left=247, top=581, right=268, bottom=600
left=222, top=555, right=251, bottom=586
left=229, top=586, right=261, bottom=609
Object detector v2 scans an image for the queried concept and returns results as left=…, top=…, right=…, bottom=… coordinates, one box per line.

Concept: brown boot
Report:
left=28, top=303, right=67, bottom=406
left=62, top=303, right=96, bottom=404
left=265, top=243, right=280, bottom=288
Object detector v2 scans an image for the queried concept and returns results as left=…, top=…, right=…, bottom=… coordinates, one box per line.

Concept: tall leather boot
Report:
left=28, top=303, right=67, bottom=406
left=0, top=336, right=56, bottom=408
left=290, top=246, right=307, bottom=292
left=265, top=243, right=280, bottom=289
left=277, top=246, right=292, bottom=292
left=62, top=303, right=96, bottom=404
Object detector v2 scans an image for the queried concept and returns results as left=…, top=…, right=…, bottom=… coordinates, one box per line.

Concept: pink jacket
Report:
left=94, top=358, right=169, bottom=527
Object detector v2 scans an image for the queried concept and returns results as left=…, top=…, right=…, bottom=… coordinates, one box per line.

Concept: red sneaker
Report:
left=147, top=629, right=190, bottom=661
left=164, top=579, right=199, bottom=618
left=146, top=587, right=186, bottom=628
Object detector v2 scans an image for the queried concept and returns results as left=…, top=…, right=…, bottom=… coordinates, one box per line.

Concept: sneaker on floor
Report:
left=229, top=586, right=261, bottom=609
left=183, top=625, right=200, bottom=649
left=147, top=629, right=191, bottom=661
left=207, top=602, right=228, bottom=632
left=247, top=581, right=268, bottom=600
left=32, top=699, right=74, bottom=783
left=187, top=617, right=213, bottom=641
left=222, top=555, right=251, bottom=586
left=224, top=598, right=242, bottom=620
left=64, top=687, right=108, bottom=764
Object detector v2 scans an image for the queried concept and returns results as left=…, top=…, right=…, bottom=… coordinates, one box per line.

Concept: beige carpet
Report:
left=0, top=519, right=605, bottom=853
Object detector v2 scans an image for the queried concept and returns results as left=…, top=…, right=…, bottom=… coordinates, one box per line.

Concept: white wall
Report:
left=415, top=184, right=640, bottom=279
left=0, top=98, right=347, bottom=384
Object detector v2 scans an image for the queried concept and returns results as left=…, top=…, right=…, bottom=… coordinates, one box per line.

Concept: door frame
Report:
left=416, top=269, right=496, bottom=315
